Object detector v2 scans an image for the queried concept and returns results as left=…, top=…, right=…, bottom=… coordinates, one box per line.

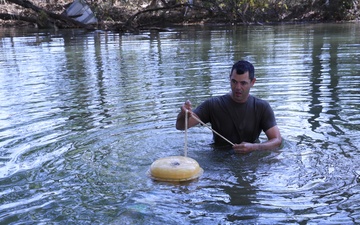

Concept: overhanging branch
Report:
left=124, top=3, right=212, bottom=30
left=5, top=0, right=95, bottom=29
left=0, top=13, right=38, bottom=24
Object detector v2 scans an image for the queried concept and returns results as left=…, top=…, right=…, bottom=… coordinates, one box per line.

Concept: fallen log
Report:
left=124, top=2, right=212, bottom=31
left=5, top=0, right=96, bottom=29
left=0, top=13, right=38, bottom=24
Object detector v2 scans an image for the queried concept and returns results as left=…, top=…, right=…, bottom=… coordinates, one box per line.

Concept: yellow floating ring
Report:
left=148, top=156, right=203, bottom=182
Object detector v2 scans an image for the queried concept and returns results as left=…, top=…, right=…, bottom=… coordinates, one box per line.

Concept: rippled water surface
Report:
left=0, top=23, right=359, bottom=224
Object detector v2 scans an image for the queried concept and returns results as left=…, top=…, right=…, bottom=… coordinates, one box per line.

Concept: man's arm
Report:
left=176, top=100, right=200, bottom=130
left=233, top=125, right=282, bottom=153
left=258, top=125, right=282, bottom=150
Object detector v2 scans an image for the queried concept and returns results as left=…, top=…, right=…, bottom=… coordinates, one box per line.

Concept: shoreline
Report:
left=1, top=1, right=359, bottom=32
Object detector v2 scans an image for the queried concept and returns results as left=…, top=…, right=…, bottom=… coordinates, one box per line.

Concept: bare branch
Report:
left=0, top=13, right=38, bottom=24
left=5, top=0, right=95, bottom=29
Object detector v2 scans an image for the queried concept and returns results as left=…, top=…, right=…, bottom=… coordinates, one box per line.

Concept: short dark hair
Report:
left=230, top=60, right=255, bottom=80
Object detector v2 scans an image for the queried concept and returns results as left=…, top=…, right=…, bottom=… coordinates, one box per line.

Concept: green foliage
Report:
left=87, top=0, right=359, bottom=23
left=197, top=0, right=358, bottom=22
left=37, top=10, right=50, bottom=28
left=321, top=0, right=358, bottom=20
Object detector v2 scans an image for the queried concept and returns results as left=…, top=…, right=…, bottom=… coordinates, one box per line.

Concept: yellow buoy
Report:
left=148, top=156, right=203, bottom=182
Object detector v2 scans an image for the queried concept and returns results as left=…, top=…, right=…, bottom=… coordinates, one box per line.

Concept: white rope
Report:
left=184, top=109, right=188, bottom=157
left=190, top=112, right=235, bottom=146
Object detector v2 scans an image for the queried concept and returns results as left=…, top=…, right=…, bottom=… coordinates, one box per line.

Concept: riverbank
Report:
left=1, top=0, right=359, bottom=31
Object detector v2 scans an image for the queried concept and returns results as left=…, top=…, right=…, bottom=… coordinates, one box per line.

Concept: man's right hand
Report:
left=181, top=100, right=192, bottom=115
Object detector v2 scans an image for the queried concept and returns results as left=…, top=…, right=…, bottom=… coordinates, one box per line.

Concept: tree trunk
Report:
left=5, top=0, right=95, bottom=29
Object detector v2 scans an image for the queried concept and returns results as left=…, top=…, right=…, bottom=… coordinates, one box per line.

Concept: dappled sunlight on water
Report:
left=0, top=23, right=359, bottom=224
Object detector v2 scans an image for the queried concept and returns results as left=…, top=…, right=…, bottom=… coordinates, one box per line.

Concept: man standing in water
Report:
left=176, top=60, right=282, bottom=153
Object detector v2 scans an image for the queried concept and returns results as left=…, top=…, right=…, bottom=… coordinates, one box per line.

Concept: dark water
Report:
left=0, top=23, right=359, bottom=224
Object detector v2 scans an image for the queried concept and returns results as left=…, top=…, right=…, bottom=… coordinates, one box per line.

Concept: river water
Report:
left=0, top=23, right=359, bottom=224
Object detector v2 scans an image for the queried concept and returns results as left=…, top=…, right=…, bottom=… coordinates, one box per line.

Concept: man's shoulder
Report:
left=249, top=95, right=272, bottom=110
left=206, top=94, right=230, bottom=104
left=250, top=95, right=269, bottom=104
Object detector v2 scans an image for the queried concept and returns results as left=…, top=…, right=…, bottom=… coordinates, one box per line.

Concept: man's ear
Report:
left=250, top=77, right=256, bottom=86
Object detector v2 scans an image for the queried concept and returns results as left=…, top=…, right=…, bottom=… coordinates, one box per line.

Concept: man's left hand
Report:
left=233, top=142, right=256, bottom=154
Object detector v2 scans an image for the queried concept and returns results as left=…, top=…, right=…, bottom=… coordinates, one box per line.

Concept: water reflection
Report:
left=0, top=23, right=359, bottom=224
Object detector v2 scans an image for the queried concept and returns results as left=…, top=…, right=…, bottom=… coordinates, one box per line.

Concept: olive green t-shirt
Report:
left=193, top=94, right=277, bottom=145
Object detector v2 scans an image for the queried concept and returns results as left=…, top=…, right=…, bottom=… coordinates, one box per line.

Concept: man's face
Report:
left=229, top=70, right=256, bottom=103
